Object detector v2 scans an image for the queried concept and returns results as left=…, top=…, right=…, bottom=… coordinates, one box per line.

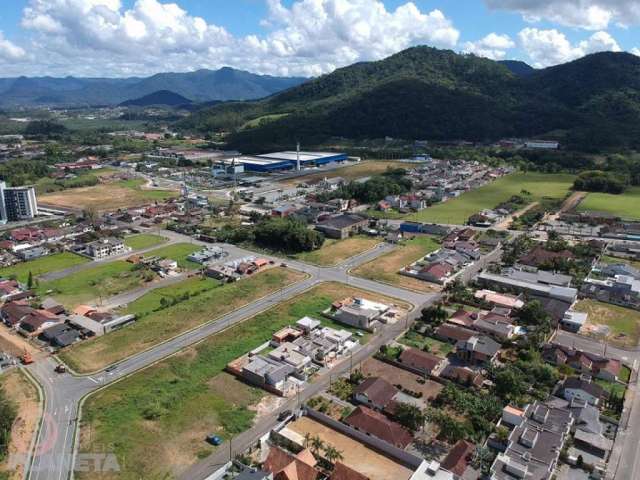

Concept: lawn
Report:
left=279, top=160, right=414, bottom=187
left=594, top=378, right=626, bottom=398
left=39, top=177, right=177, bottom=212
left=78, top=282, right=406, bottom=480
left=406, top=172, right=574, bottom=225
left=577, top=187, right=640, bottom=221
left=59, top=267, right=307, bottom=373
left=576, top=299, right=640, bottom=347
left=0, top=252, right=88, bottom=283
left=145, top=243, right=201, bottom=269
left=352, top=235, right=441, bottom=292
left=601, top=255, right=640, bottom=270
left=294, top=236, right=380, bottom=266
left=123, top=233, right=167, bottom=250
left=399, top=330, right=453, bottom=357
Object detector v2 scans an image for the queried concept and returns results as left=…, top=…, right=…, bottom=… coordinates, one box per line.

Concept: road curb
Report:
left=21, top=367, right=46, bottom=480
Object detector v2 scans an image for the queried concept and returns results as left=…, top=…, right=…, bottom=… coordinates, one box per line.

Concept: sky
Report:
left=0, top=0, right=638, bottom=78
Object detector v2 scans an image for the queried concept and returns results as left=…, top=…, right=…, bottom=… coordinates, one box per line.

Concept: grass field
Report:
left=39, top=177, right=177, bottom=212
left=77, top=282, right=407, bottom=480
left=294, top=236, right=379, bottom=266
left=399, top=330, right=453, bottom=357
left=577, top=187, right=640, bottom=221
left=601, top=255, right=640, bottom=270
left=406, top=172, right=575, bottom=225
left=352, top=236, right=441, bottom=292
left=279, top=160, right=414, bottom=187
left=60, top=267, right=306, bottom=373
left=37, top=243, right=199, bottom=307
left=0, top=252, right=89, bottom=283
left=576, top=299, right=640, bottom=347
left=241, top=113, right=289, bottom=130
left=123, top=233, right=167, bottom=250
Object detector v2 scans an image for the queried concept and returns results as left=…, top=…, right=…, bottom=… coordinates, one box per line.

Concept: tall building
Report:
left=0, top=182, right=39, bottom=223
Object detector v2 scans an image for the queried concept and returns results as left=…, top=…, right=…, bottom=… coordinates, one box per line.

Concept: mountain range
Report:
left=181, top=48, right=640, bottom=151
left=0, top=67, right=306, bottom=107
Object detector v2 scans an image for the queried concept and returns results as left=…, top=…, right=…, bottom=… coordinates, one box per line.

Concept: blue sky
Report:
left=0, top=0, right=638, bottom=77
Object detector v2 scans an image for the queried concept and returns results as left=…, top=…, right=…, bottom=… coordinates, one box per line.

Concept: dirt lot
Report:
left=285, top=416, right=413, bottom=480
left=0, top=328, right=40, bottom=358
left=279, top=160, right=414, bottom=187
left=0, top=369, right=41, bottom=480
left=294, top=236, right=380, bottom=266
left=576, top=299, right=640, bottom=347
left=360, top=358, right=444, bottom=400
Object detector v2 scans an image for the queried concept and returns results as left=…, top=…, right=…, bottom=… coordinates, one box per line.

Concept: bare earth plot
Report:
left=352, top=236, right=441, bottom=293
left=40, top=178, right=177, bottom=212
left=0, top=370, right=41, bottom=480
left=60, top=267, right=306, bottom=373
left=78, top=282, right=409, bottom=480
left=294, top=236, right=379, bottom=266
left=360, top=357, right=443, bottom=400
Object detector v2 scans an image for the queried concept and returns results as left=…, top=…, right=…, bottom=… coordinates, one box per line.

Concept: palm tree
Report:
left=310, top=435, right=325, bottom=456
left=323, top=445, right=344, bottom=466
left=303, top=432, right=312, bottom=449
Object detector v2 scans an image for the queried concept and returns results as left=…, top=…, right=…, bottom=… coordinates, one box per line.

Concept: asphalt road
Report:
left=22, top=230, right=442, bottom=480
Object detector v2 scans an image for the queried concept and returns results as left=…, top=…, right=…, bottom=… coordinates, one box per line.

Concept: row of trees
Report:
left=316, top=170, right=412, bottom=204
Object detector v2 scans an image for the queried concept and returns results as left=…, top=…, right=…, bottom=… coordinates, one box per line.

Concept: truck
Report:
left=20, top=350, right=33, bottom=365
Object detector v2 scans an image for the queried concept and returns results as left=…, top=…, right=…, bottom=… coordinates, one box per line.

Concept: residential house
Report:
left=344, top=406, right=413, bottom=448
left=267, top=342, right=312, bottom=378
left=440, top=365, right=486, bottom=388
left=330, top=462, right=370, bottom=480
left=434, top=324, right=476, bottom=344
left=353, top=377, right=398, bottom=411
left=1, top=301, right=35, bottom=328
left=456, top=335, right=501, bottom=366
left=440, top=440, right=475, bottom=479
left=86, top=237, right=127, bottom=259
left=558, top=310, right=587, bottom=333
left=398, top=348, right=445, bottom=377
left=542, top=344, right=623, bottom=382
left=472, top=313, right=516, bottom=341
left=315, top=214, right=368, bottom=239
left=241, top=356, right=295, bottom=395
left=263, top=445, right=318, bottom=480
left=560, top=377, right=608, bottom=407
left=328, top=297, right=390, bottom=332
left=474, top=290, right=525, bottom=310
left=519, top=245, right=575, bottom=268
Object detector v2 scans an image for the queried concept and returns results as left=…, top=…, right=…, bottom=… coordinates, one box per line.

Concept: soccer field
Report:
left=407, top=172, right=574, bottom=225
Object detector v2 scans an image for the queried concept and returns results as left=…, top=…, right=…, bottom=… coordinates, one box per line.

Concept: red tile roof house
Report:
left=0, top=301, right=35, bottom=328
left=330, top=462, right=370, bottom=480
left=263, top=445, right=318, bottom=480
left=448, top=309, right=479, bottom=328
left=417, top=262, right=454, bottom=284
left=542, top=344, right=624, bottom=382
left=19, top=311, right=60, bottom=337
left=353, top=377, right=399, bottom=411
left=519, top=245, right=575, bottom=268
left=344, top=406, right=414, bottom=449
left=440, top=439, right=476, bottom=478
left=0, top=280, right=21, bottom=299
left=398, top=347, right=446, bottom=377
left=435, top=324, right=476, bottom=344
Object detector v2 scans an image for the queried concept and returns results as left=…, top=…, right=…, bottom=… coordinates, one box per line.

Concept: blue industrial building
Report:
left=238, top=151, right=348, bottom=172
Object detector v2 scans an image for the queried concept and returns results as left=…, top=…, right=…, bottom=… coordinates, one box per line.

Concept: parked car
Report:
left=206, top=435, right=223, bottom=446
left=54, top=364, right=67, bottom=374
left=105, top=365, right=118, bottom=373
left=277, top=410, right=292, bottom=421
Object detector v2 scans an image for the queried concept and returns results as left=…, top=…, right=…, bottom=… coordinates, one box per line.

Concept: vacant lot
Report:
left=123, top=233, right=167, bottom=250
left=40, top=178, right=177, bottom=212
left=360, top=358, right=443, bottom=400
left=601, top=255, right=640, bottom=270
left=352, top=236, right=441, bottom=292
left=78, top=282, right=406, bottom=479
left=576, top=299, right=640, bottom=347
left=60, top=267, right=306, bottom=373
left=145, top=243, right=201, bottom=269
left=280, top=160, right=414, bottom=186
left=407, top=173, right=574, bottom=225
left=294, top=236, right=379, bottom=266
left=399, top=331, right=453, bottom=357
left=0, top=252, right=88, bottom=283
left=577, top=187, right=640, bottom=221
left=0, top=370, right=41, bottom=480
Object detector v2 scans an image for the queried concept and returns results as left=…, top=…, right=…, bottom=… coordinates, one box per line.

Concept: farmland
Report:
left=77, top=282, right=407, bottom=479
left=406, top=172, right=574, bottom=225
left=0, top=252, right=88, bottom=283
left=576, top=187, right=640, bottom=221
left=59, top=267, right=306, bottom=373
left=352, top=236, right=441, bottom=292
left=294, top=236, right=379, bottom=266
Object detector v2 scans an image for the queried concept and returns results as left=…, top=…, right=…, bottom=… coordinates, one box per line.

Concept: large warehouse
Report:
left=237, top=151, right=348, bottom=172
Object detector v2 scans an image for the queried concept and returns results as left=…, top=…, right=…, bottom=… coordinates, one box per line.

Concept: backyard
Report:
left=77, top=282, right=407, bottom=480
left=352, top=235, right=441, bottom=292
left=59, top=267, right=306, bottom=373
left=123, top=233, right=167, bottom=250
left=406, top=172, right=574, bottom=225
left=0, top=252, right=88, bottom=283
left=294, top=235, right=379, bottom=266
left=576, top=187, right=640, bottom=221
left=576, top=299, right=640, bottom=347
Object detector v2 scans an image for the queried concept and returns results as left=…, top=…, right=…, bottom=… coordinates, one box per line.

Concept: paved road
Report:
left=22, top=230, right=443, bottom=480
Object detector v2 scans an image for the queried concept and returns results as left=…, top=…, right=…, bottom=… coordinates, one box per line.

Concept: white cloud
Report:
left=463, top=33, right=515, bottom=60
left=485, top=0, right=640, bottom=30
left=518, top=28, right=621, bottom=67
left=0, top=32, right=26, bottom=60
left=11, top=0, right=460, bottom=77
left=632, top=48, right=640, bottom=56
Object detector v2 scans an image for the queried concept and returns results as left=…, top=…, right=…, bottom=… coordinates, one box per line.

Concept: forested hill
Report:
left=181, top=47, right=640, bottom=151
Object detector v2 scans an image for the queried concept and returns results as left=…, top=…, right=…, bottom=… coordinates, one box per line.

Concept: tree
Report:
left=493, top=366, right=527, bottom=402
left=323, top=445, right=344, bottom=465
left=303, top=432, right=312, bottom=449
left=27, top=271, right=33, bottom=290
left=394, top=403, right=426, bottom=432
left=420, top=304, right=448, bottom=326
left=310, top=435, right=325, bottom=455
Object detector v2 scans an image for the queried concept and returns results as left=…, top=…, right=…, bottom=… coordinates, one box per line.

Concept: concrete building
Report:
left=86, top=237, right=127, bottom=259
left=0, top=182, right=38, bottom=222
left=558, top=311, right=587, bottom=333
left=315, top=214, right=368, bottom=239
